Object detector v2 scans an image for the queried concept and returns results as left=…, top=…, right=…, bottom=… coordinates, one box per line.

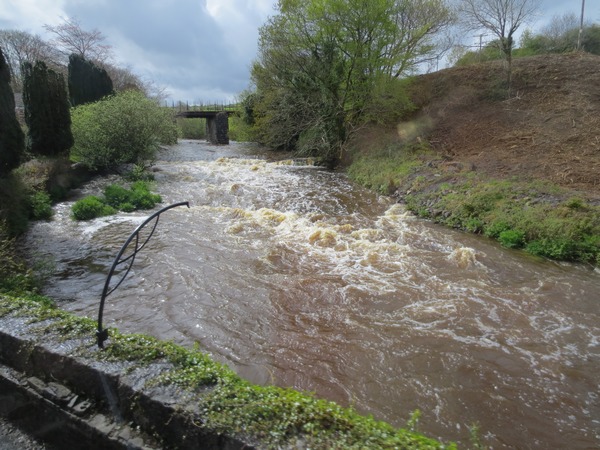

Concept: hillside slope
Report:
left=409, top=52, right=599, bottom=199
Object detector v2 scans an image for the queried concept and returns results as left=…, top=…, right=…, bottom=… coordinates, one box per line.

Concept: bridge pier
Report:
left=206, top=112, right=229, bottom=145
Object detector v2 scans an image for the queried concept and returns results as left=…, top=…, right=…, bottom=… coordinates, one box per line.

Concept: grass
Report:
left=348, top=144, right=600, bottom=267
left=347, top=141, right=439, bottom=194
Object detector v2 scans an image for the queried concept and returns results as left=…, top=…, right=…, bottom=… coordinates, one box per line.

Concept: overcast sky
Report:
left=0, top=0, right=597, bottom=104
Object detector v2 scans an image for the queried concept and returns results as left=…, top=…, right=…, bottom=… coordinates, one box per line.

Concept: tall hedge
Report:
left=68, top=53, right=113, bottom=107
left=0, top=47, right=24, bottom=176
left=22, top=61, right=73, bottom=157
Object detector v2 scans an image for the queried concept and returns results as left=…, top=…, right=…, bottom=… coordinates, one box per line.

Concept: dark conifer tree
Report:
left=68, top=53, right=113, bottom=106
left=0, top=47, right=25, bottom=176
left=22, top=60, right=73, bottom=156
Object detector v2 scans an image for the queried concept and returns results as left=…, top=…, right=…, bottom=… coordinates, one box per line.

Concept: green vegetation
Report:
left=71, top=90, right=177, bottom=172
left=348, top=147, right=600, bottom=266
left=72, top=181, right=161, bottom=220
left=177, top=117, right=206, bottom=140
left=71, top=196, right=116, bottom=220
left=249, top=0, right=453, bottom=164
left=0, top=228, right=37, bottom=296
left=68, top=53, right=114, bottom=106
left=22, top=60, right=73, bottom=157
left=28, top=190, right=53, bottom=220
left=0, top=291, right=454, bottom=449
left=347, top=141, right=438, bottom=194
left=0, top=174, right=31, bottom=236
left=454, top=16, right=600, bottom=68
left=0, top=47, right=24, bottom=176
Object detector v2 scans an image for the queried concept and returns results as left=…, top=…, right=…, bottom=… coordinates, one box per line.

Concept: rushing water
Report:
left=23, top=140, right=600, bottom=448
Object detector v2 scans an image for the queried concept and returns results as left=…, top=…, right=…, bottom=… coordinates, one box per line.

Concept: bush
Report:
left=72, top=196, right=116, bottom=221
left=0, top=174, right=30, bottom=236
left=130, top=181, right=162, bottom=209
left=71, top=90, right=178, bottom=172
left=29, top=191, right=53, bottom=220
left=22, top=61, right=73, bottom=157
left=103, top=182, right=161, bottom=211
left=72, top=182, right=162, bottom=220
left=103, top=184, right=132, bottom=208
left=498, top=229, right=525, bottom=248
left=125, top=164, right=154, bottom=182
left=0, top=48, right=25, bottom=176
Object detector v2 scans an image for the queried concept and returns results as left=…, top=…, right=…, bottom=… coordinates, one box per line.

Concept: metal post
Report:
left=96, top=201, right=190, bottom=349
left=577, top=0, right=586, bottom=51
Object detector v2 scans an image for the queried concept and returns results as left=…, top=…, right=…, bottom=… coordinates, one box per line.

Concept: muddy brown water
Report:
left=23, top=140, right=600, bottom=448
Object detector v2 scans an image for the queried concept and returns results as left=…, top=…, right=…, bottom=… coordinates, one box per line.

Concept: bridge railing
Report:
left=166, top=101, right=239, bottom=113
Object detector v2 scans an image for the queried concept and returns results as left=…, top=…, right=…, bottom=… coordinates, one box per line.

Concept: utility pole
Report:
left=577, top=0, right=585, bottom=50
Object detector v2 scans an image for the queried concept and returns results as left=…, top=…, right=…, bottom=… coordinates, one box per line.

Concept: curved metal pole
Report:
left=97, top=201, right=190, bottom=348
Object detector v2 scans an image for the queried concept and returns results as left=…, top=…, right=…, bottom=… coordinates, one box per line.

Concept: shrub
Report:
left=72, top=196, right=116, bottom=221
left=498, top=230, right=525, bottom=248
left=22, top=61, right=73, bottom=157
left=0, top=47, right=25, bottom=176
left=130, top=181, right=162, bottom=209
left=484, top=220, right=511, bottom=238
left=68, top=53, right=113, bottom=106
left=103, top=184, right=132, bottom=208
left=71, top=90, right=178, bottom=172
left=0, top=174, right=30, bottom=236
left=72, top=182, right=161, bottom=220
left=29, top=191, right=53, bottom=220
left=125, top=164, right=154, bottom=182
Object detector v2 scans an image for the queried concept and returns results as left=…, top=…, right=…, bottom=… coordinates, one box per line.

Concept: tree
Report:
left=457, top=0, right=540, bottom=91
left=520, top=16, right=600, bottom=56
left=251, top=0, right=453, bottom=165
left=68, top=53, right=114, bottom=106
left=70, top=90, right=177, bottom=172
left=103, top=64, right=146, bottom=93
left=0, top=30, right=62, bottom=91
left=22, top=61, right=73, bottom=156
left=0, top=47, right=24, bottom=175
left=44, top=17, right=112, bottom=63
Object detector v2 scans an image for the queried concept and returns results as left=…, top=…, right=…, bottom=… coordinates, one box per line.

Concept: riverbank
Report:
left=346, top=53, right=600, bottom=267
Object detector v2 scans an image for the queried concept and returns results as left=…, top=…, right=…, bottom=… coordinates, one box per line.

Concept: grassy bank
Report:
left=347, top=140, right=600, bottom=267
left=0, top=292, right=453, bottom=449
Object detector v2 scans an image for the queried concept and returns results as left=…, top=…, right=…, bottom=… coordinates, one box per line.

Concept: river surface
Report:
left=23, top=140, right=600, bottom=448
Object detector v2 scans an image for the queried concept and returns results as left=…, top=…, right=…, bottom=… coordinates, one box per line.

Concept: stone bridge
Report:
left=175, top=110, right=236, bottom=145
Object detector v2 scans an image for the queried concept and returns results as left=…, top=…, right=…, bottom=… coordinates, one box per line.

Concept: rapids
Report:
left=23, top=140, right=600, bottom=448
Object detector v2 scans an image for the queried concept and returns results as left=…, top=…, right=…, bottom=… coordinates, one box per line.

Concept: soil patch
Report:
left=407, top=52, right=600, bottom=200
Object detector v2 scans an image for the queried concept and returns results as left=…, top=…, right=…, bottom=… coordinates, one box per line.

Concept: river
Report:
left=23, top=140, right=600, bottom=448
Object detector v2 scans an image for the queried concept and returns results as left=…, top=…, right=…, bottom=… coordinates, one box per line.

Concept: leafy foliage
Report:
left=0, top=47, right=24, bottom=176
left=22, top=60, right=73, bottom=157
left=251, top=0, right=453, bottom=164
left=68, top=53, right=114, bottom=106
left=0, top=224, right=35, bottom=295
left=0, top=173, right=30, bottom=236
left=71, top=181, right=161, bottom=220
left=520, top=23, right=600, bottom=56
left=70, top=90, right=177, bottom=171
left=29, top=191, right=53, bottom=220
left=71, top=195, right=116, bottom=220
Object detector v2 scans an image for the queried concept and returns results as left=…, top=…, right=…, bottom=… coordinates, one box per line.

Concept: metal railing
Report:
left=96, top=201, right=190, bottom=349
left=167, top=101, right=239, bottom=113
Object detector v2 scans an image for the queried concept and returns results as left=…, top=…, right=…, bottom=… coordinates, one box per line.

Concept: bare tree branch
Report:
left=44, top=16, right=112, bottom=63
